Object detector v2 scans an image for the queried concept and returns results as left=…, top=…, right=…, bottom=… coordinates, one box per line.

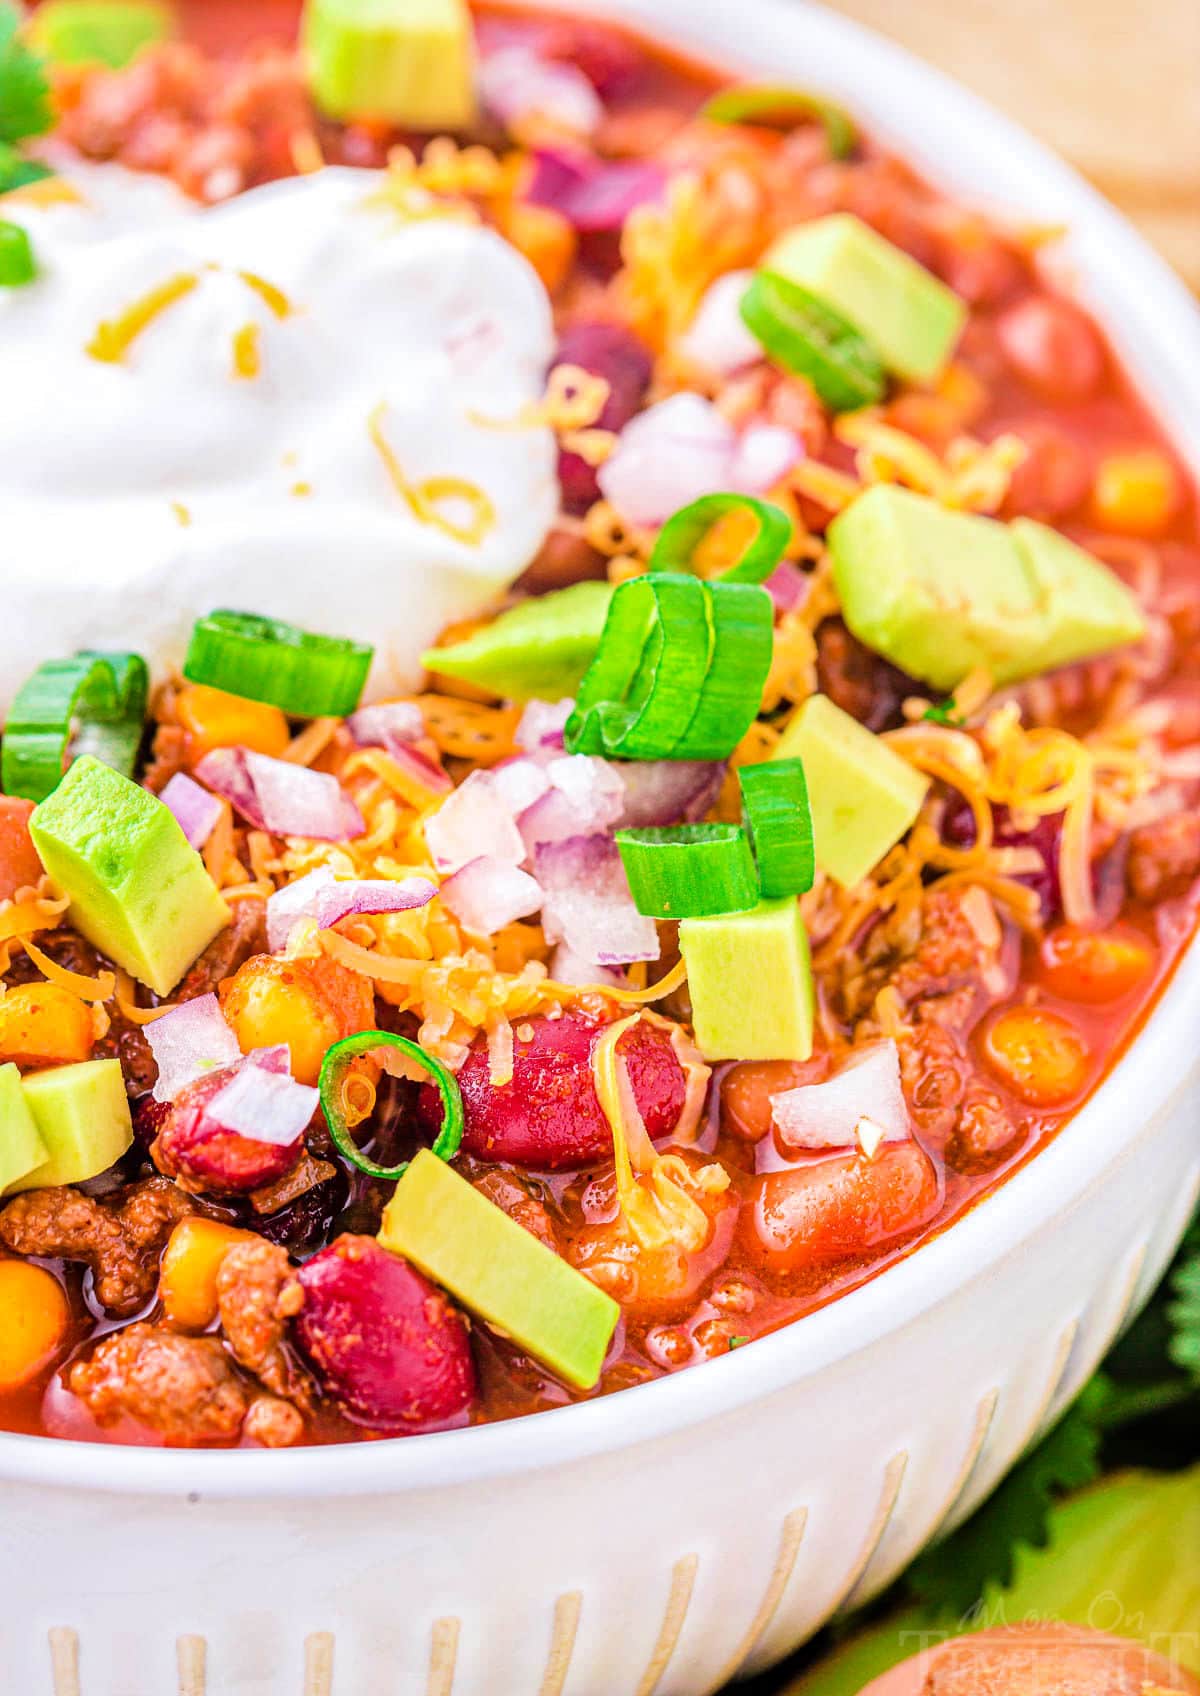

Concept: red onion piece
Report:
left=490, top=756, right=552, bottom=816
left=266, top=868, right=335, bottom=954
left=159, top=772, right=223, bottom=851
left=676, top=270, right=761, bottom=375
left=730, top=423, right=804, bottom=494
left=440, top=856, right=543, bottom=936
left=316, top=877, right=437, bottom=930
left=481, top=45, right=604, bottom=137
left=424, top=769, right=526, bottom=874
left=764, top=560, right=810, bottom=615
left=195, top=749, right=363, bottom=842
left=527, top=147, right=666, bottom=232
left=347, top=703, right=451, bottom=795
left=765, top=1042, right=910, bottom=1169
left=517, top=755, right=625, bottom=853
left=554, top=320, right=654, bottom=513
left=614, top=759, right=725, bottom=828
left=534, top=833, right=659, bottom=966
left=514, top=698, right=572, bottom=758
left=206, top=1059, right=320, bottom=1148
left=147, top=993, right=242, bottom=1104
left=549, top=943, right=625, bottom=988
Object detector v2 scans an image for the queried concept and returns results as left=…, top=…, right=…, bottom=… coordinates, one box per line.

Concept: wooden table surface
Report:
left=825, top=0, right=1200, bottom=293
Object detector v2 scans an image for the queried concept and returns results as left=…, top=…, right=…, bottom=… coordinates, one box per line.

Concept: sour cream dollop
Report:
left=0, top=166, right=558, bottom=707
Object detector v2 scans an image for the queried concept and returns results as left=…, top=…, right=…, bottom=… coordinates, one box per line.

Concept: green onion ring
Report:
left=616, top=823, right=760, bottom=918
left=648, top=494, right=792, bottom=586
left=740, top=270, right=886, bottom=414
left=318, top=1029, right=464, bottom=1181
left=740, top=758, right=815, bottom=897
left=700, top=85, right=857, bottom=159
left=2, top=649, right=149, bottom=802
left=183, top=609, right=373, bottom=720
left=671, top=581, right=775, bottom=760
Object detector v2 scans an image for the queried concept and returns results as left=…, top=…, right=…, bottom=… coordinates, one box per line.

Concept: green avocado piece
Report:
left=421, top=582, right=614, bottom=702
left=0, top=1062, right=48, bottom=1194
left=9, top=1059, right=133, bottom=1192
left=773, top=694, right=929, bottom=889
left=828, top=485, right=1146, bottom=691
left=764, top=214, right=966, bottom=384
left=29, top=2, right=173, bottom=69
left=30, top=756, right=229, bottom=998
left=1011, top=517, right=1146, bottom=674
left=302, top=0, right=477, bottom=129
left=379, top=1149, right=620, bottom=1390
left=678, top=896, right=814, bottom=1061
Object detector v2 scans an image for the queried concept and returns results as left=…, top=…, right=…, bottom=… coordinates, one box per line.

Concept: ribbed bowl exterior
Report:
left=3, top=3, right=1200, bottom=1693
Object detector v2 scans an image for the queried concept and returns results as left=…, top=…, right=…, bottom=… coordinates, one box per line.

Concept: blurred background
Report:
left=825, top=0, right=1200, bottom=292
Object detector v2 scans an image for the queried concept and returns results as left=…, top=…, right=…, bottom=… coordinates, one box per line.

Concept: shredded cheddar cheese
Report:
left=368, top=404, right=497, bottom=547
left=86, top=271, right=200, bottom=364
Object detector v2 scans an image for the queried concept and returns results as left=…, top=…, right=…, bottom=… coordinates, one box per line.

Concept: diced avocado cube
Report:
left=0, top=1063, right=49, bottom=1194
left=764, top=214, right=966, bottom=383
left=1011, top=518, right=1146, bottom=674
left=302, top=0, right=477, bottom=130
left=678, top=896, right=814, bottom=1062
left=379, top=1149, right=620, bottom=1390
left=29, top=2, right=173, bottom=69
left=30, top=756, right=229, bottom=998
left=422, top=581, right=614, bottom=702
left=773, top=694, right=929, bottom=889
left=10, top=1059, right=133, bottom=1192
left=829, top=485, right=1043, bottom=691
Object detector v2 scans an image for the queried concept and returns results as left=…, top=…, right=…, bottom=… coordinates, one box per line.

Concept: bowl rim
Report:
left=4, top=0, right=1200, bottom=1502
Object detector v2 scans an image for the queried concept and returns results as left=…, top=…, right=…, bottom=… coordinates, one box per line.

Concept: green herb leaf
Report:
left=922, top=698, right=963, bottom=727
left=906, top=1381, right=1105, bottom=1618
left=0, top=4, right=53, bottom=147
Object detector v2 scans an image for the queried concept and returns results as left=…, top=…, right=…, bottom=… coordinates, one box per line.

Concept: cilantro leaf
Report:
left=921, top=698, right=963, bottom=728
left=905, top=1381, right=1105, bottom=1619
left=0, top=3, right=52, bottom=147
left=1167, top=1242, right=1200, bottom=1378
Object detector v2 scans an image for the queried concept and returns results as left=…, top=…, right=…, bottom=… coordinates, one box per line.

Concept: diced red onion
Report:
left=195, top=749, right=363, bottom=842
left=729, top=423, right=803, bottom=494
left=159, top=772, right=223, bottom=852
left=614, top=759, right=725, bottom=828
left=764, top=560, right=810, bottom=615
left=266, top=867, right=435, bottom=951
left=490, top=757, right=552, bottom=816
left=765, top=1042, right=910, bottom=1168
left=676, top=270, right=761, bottom=375
left=527, top=146, right=666, bottom=232
left=316, top=877, right=437, bottom=929
left=548, top=943, right=625, bottom=988
left=439, top=856, right=543, bottom=935
left=517, top=754, right=625, bottom=852
left=424, top=769, right=525, bottom=874
left=534, top=833, right=659, bottom=966
left=147, top=993, right=242, bottom=1104
left=346, top=703, right=451, bottom=795
left=206, top=1059, right=320, bottom=1148
left=480, top=45, right=604, bottom=137
left=514, top=698, right=572, bottom=759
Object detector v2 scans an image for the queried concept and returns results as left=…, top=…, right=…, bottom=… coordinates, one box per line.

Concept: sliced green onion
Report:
left=2, top=650, right=149, bottom=802
left=183, top=609, right=373, bottom=719
left=700, top=85, right=857, bottom=159
left=616, top=824, right=759, bottom=918
left=648, top=494, right=791, bottom=586
left=740, top=758, right=815, bottom=897
left=565, top=574, right=712, bottom=759
left=673, top=581, right=774, bottom=760
left=319, top=1029, right=463, bottom=1181
left=0, top=218, right=35, bottom=286
left=740, top=270, right=886, bottom=413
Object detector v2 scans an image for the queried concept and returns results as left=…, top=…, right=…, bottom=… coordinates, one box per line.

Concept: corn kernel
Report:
left=1090, top=450, right=1178, bottom=537
left=177, top=683, right=291, bottom=763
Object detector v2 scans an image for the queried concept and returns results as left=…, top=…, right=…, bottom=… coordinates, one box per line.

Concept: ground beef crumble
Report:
left=0, top=1178, right=192, bottom=1316
left=216, top=1240, right=311, bottom=1411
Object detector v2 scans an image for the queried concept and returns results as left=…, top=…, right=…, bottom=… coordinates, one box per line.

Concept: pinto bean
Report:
left=295, top=1236, right=475, bottom=1431
left=995, top=295, right=1104, bottom=403
left=419, top=1011, right=687, bottom=1171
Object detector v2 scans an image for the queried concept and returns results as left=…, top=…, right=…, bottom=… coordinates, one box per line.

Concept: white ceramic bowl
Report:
left=4, top=4, right=1200, bottom=1693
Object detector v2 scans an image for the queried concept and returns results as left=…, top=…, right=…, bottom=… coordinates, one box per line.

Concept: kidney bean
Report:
left=153, top=1066, right=306, bottom=1196
left=537, top=21, right=642, bottom=96
left=746, top=1142, right=940, bottom=1275
left=295, top=1236, right=475, bottom=1430
left=943, top=796, right=1064, bottom=919
left=995, top=295, right=1105, bottom=404
left=554, top=321, right=653, bottom=513
left=1002, top=421, right=1093, bottom=522
left=418, top=1011, right=687, bottom=1171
